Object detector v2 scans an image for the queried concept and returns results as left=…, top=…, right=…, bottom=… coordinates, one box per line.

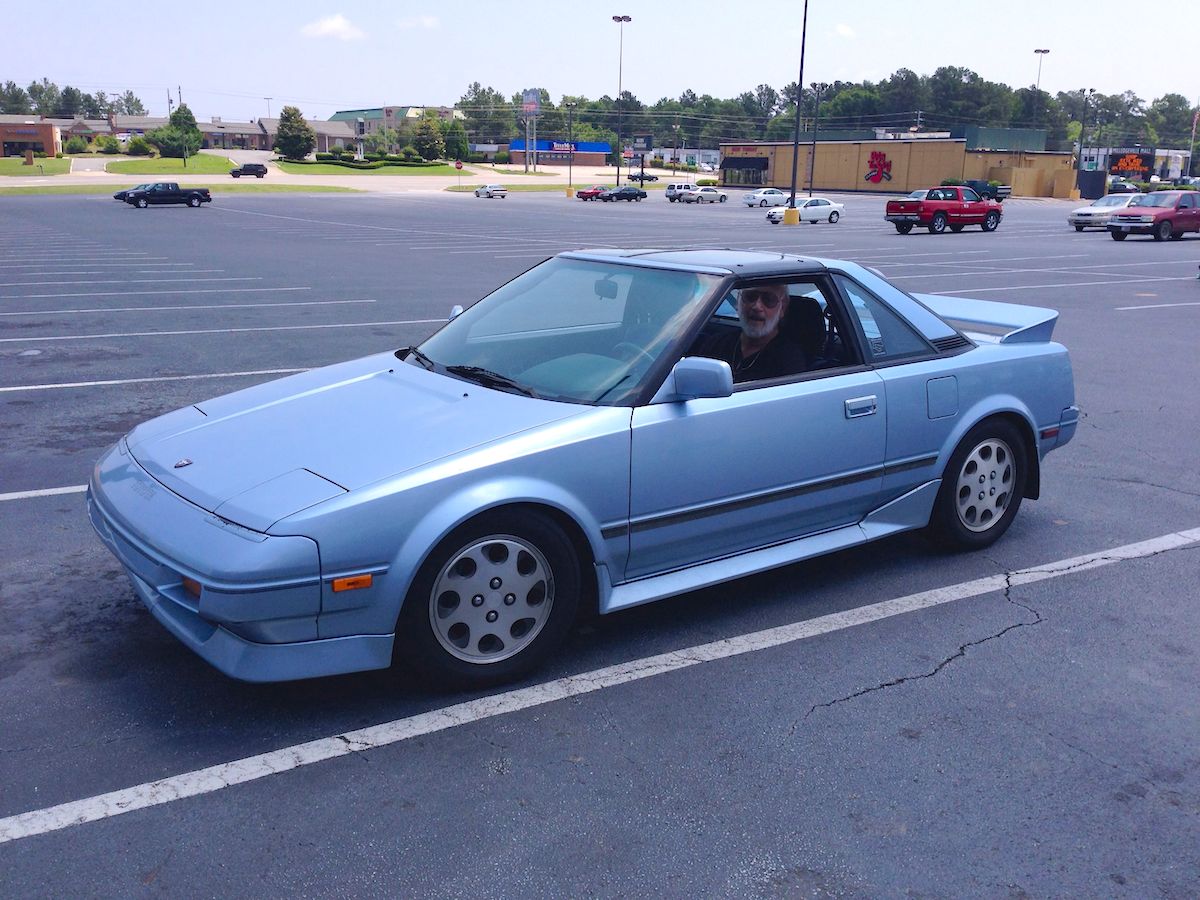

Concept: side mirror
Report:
left=448, top=304, right=463, bottom=321
left=650, top=357, right=734, bottom=404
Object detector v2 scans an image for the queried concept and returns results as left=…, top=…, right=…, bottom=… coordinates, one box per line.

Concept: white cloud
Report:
left=397, top=15, right=439, bottom=30
left=835, top=23, right=856, bottom=39
left=301, top=14, right=365, bottom=41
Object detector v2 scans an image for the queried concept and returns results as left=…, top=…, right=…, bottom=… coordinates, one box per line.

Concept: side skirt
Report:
left=598, top=480, right=941, bottom=615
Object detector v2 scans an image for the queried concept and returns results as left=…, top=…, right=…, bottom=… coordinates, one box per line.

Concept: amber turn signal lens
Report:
left=181, top=577, right=202, bottom=598
left=332, top=574, right=373, bottom=593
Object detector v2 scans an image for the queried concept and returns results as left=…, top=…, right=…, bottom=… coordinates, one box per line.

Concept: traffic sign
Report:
left=455, top=160, right=463, bottom=170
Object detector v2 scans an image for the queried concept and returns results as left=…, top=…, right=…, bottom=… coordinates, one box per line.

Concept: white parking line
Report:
left=0, top=317, right=444, bottom=344
left=0, top=262, right=187, bottom=269
left=931, top=276, right=1197, bottom=294
left=1115, top=301, right=1200, bottom=311
left=0, top=369, right=307, bottom=394
left=0, top=525, right=1196, bottom=844
left=0, top=277, right=259, bottom=288
left=0, top=485, right=87, bottom=502
left=0, top=299, right=375, bottom=318
left=0, top=287, right=310, bottom=301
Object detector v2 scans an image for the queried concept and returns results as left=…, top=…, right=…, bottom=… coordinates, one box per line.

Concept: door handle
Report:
left=845, top=395, right=878, bottom=418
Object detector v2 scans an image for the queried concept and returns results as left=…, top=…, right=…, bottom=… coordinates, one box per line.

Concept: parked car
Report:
left=88, top=248, right=1077, bottom=687
left=600, top=185, right=647, bottom=202
left=230, top=163, right=268, bottom=179
left=744, top=188, right=789, bottom=208
left=665, top=182, right=699, bottom=202
left=113, top=183, right=151, bottom=201
left=1107, top=179, right=1140, bottom=194
left=1107, top=191, right=1200, bottom=241
left=474, top=184, right=508, bottom=199
left=963, top=179, right=1012, bottom=201
left=123, top=183, right=212, bottom=208
left=766, top=196, right=845, bottom=224
left=1067, top=193, right=1143, bottom=231
left=627, top=172, right=659, bottom=183
left=885, top=185, right=1002, bottom=234
left=576, top=185, right=609, bottom=201
left=698, top=163, right=716, bottom=173
left=682, top=186, right=728, bottom=204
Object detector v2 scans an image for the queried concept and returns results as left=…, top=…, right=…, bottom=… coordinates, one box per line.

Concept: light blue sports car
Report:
left=88, top=250, right=1078, bottom=686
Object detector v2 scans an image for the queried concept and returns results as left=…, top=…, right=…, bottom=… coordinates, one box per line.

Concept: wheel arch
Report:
left=945, top=408, right=1040, bottom=501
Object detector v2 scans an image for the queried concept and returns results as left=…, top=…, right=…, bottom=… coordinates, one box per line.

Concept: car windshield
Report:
left=907, top=190, right=928, bottom=199
left=1093, top=195, right=1128, bottom=207
left=1129, top=194, right=1178, bottom=208
left=417, top=257, right=720, bottom=406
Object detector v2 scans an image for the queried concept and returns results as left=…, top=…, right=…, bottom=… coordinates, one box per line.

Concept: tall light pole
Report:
left=612, top=14, right=631, bottom=186
left=808, top=82, right=828, bottom=197
left=566, top=101, right=577, bottom=194
left=1034, top=49, right=1050, bottom=94
left=1078, top=87, right=1095, bottom=174
left=265, top=97, right=273, bottom=119
left=785, top=0, right=810, bottom=224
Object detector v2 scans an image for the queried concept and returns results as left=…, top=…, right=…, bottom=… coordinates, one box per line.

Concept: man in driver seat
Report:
left=699, top=284, right=808, bottom=383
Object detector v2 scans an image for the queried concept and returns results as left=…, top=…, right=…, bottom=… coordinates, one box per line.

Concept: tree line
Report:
left=0, top=78, right=147, bottom=117
left=455, top=69, right=1199, bottom=156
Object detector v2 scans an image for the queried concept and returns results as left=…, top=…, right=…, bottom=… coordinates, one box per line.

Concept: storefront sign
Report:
left=1109, top=150, right=1154, bottom=178
left=551, top=142, right=575, bottom=152
left=864, top=151, right=893, bottom=183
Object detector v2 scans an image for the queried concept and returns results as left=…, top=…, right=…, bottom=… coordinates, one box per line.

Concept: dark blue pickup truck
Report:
left=124, top=182, right=212, bottom=208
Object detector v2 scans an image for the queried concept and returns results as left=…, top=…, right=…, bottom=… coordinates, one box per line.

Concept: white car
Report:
left=474, top=184, right=507, bottom=199
left=766, top=196, right=845, bottom=224
left=682, top=186, right=727, bottom=204
left=744, top=188, right=789, bottom=208
left=1067, top=193, right=1142, bottom=230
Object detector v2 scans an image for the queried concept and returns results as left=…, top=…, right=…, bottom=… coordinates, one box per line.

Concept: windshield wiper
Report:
left=399, top=346, right=435, bottom=370
left=445, top=365, right=539, bottom=398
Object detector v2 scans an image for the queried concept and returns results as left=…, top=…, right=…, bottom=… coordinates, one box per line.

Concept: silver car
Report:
left=1067, top=193, right=1141, bottom=230
left=475, top=184, right=508, bottom=199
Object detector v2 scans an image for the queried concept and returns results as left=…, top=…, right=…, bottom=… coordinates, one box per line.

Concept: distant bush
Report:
left=126, top=136, right=153, bottom=156
left=96, top=135, right=121, bottom=154
left=401, top=145, right=420, bottom=161
left=941, top=177, right=964, bottom=186
left=65, top=136, right=88, bottom=154
left=315, top=152, right=335, bottom=161
left=494, top=150, right=510, bottom=164
left=55, top=152, right=63, bottom=158
left=33, top=150, right=47, bottom=158
left=697, top=178, right=718, bottom=186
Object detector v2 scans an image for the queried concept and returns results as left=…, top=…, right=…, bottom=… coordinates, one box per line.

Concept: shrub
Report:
left=494, top=150, right=510, bottom=164
left=315, top=152, right=335, bottom=161
left=33, top=150, right=47, bottom=158
left=65, top=136, right=89, bottom=154
left=468, top=152, right=486, bottom=163
left=96, top=135, right=121, bottom=154
left=401, top=145, right=420, bottom=161
left=55, top=152, right=63, bottom=158
left=126, top=136, right=152, bottom=156
left=941, top=177, right=964, bottom=186
left=364, top=152, right=384, bottom=161
left=697, top=178, right=718, bottom=186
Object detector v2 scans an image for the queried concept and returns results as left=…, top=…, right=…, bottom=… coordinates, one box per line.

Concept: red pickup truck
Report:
left=885, top=186, right=1003, bottom=235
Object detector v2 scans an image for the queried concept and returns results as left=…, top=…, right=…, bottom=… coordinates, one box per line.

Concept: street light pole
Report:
left=566, top=101, right=577, bottom=193
left=612, top=14, right=631, bottom=186
left=785, top=0, right=810, bottom=223
left=808, top=82, right=827, bottom=197
left=1034, top=49, right=1049, bottom=94
left=265, top=97, right=272, bottom=119
left=1078, top=87, right=1095, bottom=174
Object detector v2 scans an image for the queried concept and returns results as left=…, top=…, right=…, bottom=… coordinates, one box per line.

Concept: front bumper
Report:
left=1108, top=221, right=1156, bottom=234
left=1068, top=215, right=1109, bottom=227
left=87, top=441, right=392, bottom=682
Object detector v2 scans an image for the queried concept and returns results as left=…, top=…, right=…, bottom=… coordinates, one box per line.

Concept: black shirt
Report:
left=697, top=330, right=808, bottom=384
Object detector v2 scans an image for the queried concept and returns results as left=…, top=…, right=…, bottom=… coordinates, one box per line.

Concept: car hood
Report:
left=125, top=353, right=583, bottom=530
left=1072, top=204, right=1118, bottom=214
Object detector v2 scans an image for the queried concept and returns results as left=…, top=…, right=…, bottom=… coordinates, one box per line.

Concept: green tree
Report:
left=146, top=124, right=200, bottom=160
left=0, top=80, right=31, bottom=114
left=117, top=90, right=147, bottom=116
left=126, top=136, right=153, bottom=156
left=59, top=85, right=85, bottom=116
left=457, top=82, right=515, bottom=142
left=1147, top=93, right=1194, bottom=145
left=413, top=113, right=444, bottom=160
left=169, top=103, right=199, bottom=132
left=27, top=78, right=60, bottom=116
left=365, top=125, right=401, bottom=154
left=443, top=118, right=469, bottom=160
left=64, top=135, right=88, bottom=154
left=276, top=105, right=316, bottom=159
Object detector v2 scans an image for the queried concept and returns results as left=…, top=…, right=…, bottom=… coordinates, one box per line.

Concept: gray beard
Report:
left=740, top=314, right=779, bottom=340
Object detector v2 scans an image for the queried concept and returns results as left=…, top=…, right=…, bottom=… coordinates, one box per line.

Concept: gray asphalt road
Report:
left=1, top=191, right=1198, bottom=897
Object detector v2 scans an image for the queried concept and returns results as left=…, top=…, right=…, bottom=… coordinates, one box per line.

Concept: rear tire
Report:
left=895, top=223, right=913, bottom=234
left=1074, top=225, right=1085, bottom=232
left=927, top=419, right=1027, bottom=551
left=394, top=509, right=581, bottom=688
left=136, top=198, right=148, bottom=209
left=1110, top=231, right=1127, bottom=241
left=930, top=213, right=948, bottom=234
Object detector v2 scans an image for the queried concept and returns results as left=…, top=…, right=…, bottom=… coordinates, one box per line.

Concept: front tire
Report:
left=930, top=213, right=948, bottom=234
left=760, top=199, right=768, bottom=207
left=927, top=419, right=1027, bottom=551
left=719, top=195, right=726, bottom=202
left=828, top=211, right=840, bottom=223
left=394, top=510, right=581, bottom=687
left=1111, top=231, right=1127, bottom=241
left=1074, top=225, right=1085, bottom=232
left=188, top=196, right=201, bottom=208
left=1154, top=220, right=1173, bottom=241
left=136, top=198, right=148, bottom=209
left=982, top=211, right=1000, bottom=232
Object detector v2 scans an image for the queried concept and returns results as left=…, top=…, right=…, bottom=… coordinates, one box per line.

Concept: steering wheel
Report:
left=613, top=342, right=655, bottom=366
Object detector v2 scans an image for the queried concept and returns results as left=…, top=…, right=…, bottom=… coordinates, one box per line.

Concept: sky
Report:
left=5, top=0, right=1197, bottom=123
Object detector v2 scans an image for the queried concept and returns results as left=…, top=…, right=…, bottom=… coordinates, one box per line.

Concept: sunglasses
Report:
left=739, top=290, right=783, bottom=309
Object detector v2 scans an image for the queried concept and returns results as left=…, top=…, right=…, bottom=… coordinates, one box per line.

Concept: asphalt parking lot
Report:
left=1, top=189, right=1198, bottom=896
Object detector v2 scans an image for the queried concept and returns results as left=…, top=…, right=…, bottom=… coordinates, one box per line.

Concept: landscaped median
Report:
left=0, top=183, right=360, bottom=196
left=275, top=160, right=463, bottom=176
left=0, top=158, right=71, bottom=176
left=107, top=155, right=236, bottom=175
left=446, top=182, right=669, bottom=194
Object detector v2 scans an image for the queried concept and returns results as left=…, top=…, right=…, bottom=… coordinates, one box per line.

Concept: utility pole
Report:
left=612, top=14, right=631, bottom=186
left=1190, top=101, right=1199, bottom=177
left=808, top=82, right=827, bottom=196
left=785, top=0, right=811, bottom=222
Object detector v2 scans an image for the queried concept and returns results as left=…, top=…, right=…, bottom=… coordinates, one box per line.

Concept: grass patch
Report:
left=0, top=183, right=360, bottom=196
left=446, top=183, right=573, bottom=193
left=482, top=167, right=557, bottom=177
left=0, top=157, right=71, bottom=176
left=107, top=155, right=235, bottom=175
left=275, top=161, right=463, bottom=176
